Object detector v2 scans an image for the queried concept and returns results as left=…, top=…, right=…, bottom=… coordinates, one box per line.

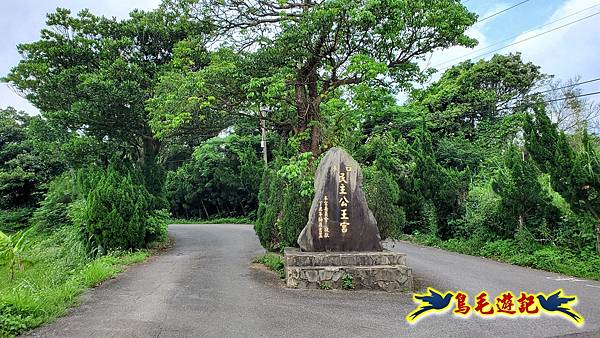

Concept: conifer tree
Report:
left=525, top=104, right=600, bottom=253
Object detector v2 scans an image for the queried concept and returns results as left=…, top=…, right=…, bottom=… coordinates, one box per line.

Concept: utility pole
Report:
left=260, top=108, right=268, bottom=164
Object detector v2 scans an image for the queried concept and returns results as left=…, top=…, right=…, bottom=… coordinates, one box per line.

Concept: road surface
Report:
left=26, top=223, right=600, bottom=337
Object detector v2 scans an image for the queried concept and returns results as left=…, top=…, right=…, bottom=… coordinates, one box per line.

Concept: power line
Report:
left=437, top=10, right=600, bottom=72
left=545, top=90, right=600, bottom=103
left=361, top=89, right=600, bottom=132
left=477, top=0, right=532, bottom=23
left=433, top=3, right=600, bottom=68
left=481, top=90, right=600, bottom=112
left=536, top=77, right=600, bottom=95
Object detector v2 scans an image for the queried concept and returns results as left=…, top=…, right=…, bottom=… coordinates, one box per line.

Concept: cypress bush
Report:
left=363, top=166, right=406, bottom=239
left=254, top=166, right=311, bottom=251
left=254, top=169, right=285, bottom=250
left=279, top=182, right=311, bottom=248
left=80, top=166, right=150, bottom=253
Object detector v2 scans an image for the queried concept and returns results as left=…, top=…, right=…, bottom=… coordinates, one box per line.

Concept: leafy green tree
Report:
left=147, top=46, right=246, bottom=141
left=403, top=132, right=468, bottom=238
left=410, top=53, right=544, bottom=140
left=525, top=105, right=600, bottom=253
left=0, top=107, right=67, bottom=230
left=165, top=135, right=263, bottom=219
left=196, top=0, right=478, bottom=154
left=400, top=53, right=546, bottom=173
left=4, top=6, right=211, bottom=196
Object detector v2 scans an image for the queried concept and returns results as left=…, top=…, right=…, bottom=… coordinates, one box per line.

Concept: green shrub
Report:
left=254, top=169, right=271, bottom=239
left=79, top=166, right=150, bottom=253
left=0, top=229, right=33, bottom=280
left=458, top=181, right=502, bottom=240
left=554, top=213, right=596, bottom=251
left=319, top=281, right=332, bottom=290
left=478, top=239, right=514, bottom=259
left=278, top=182, right=311, bottom=248
left=364, top=166, right=406, bottom=239
left=168, top=216, right=252, bottom=224
left=254, top=169, right=285, bottom=250
left=341, top=273, right=354, bottom=290
left=0, top=303, right=35, bottom=337
left=145, top=209, right=170, bottom=244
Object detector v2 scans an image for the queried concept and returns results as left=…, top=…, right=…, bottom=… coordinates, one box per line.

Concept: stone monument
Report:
left=284, top=147, right=413, bottom=292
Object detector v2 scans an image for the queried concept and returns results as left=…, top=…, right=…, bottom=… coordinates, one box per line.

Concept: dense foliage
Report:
left=166, top=135, right=263, bottom=219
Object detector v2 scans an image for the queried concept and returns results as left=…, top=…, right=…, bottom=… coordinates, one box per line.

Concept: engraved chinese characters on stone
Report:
left=297, top=147, right=382, bottom=252
left=318, top=196, right=330, bottom=239
left=338, top=167, right=351, bottom=234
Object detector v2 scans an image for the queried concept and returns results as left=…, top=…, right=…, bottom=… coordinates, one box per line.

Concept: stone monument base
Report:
left=284, top=248, right=413, bottom=292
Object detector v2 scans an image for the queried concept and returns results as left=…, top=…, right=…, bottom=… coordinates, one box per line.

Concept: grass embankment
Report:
left=0, top=227, right=161, bottom=337
left=253, top=253, right=285, bottom=279
left=401, top=234, right=600, bottom=281
left=168, top=216, right=252, bottom=225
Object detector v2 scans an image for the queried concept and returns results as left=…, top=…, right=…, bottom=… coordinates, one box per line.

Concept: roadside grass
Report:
left=0, top=227, right=154, bottom=338
left=168, top=216, right=252, bottom=225
left=253, top=253, right=285, bottom=279
left=400, top=233, right=600, bottom=281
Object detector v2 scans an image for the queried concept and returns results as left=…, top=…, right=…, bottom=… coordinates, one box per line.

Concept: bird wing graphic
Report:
left=546, top=290, right=575, bottom=304
left=408, top=305, right=436, bottom=321
left=407, top=288, right=454, bottom=323
left=537, top=289, right=584, bottom=325
left=414, top=288, right=440, bottom=304
left=556, top=306, right=582, bottom=323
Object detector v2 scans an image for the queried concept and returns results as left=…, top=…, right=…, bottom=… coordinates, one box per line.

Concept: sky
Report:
left=0, top=0, right=599, bottom=114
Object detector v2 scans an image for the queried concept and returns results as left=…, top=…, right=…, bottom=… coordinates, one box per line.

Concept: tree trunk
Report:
left=140, top=134, right=164, bottom=202
left=295, top=65, right=321, bottom=156
left=518, top=215, right=524, bottom=231
left=200, top=199, right=209, bottom=220
left=141, top=134, right=161, bottom=165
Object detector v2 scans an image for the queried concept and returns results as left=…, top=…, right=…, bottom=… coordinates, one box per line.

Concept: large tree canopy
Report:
left=3, top=6, right=212, bottom=173
left=187, top=0, right=478, bottom=154
left=409, top=53, right=545, bottom=140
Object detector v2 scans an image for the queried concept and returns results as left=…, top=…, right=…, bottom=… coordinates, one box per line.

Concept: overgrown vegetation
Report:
left=0, top=226, right=150, bottom=337
left=319, top=282, right=332, bottom=290
left=402, top=232, right=600, bottom=280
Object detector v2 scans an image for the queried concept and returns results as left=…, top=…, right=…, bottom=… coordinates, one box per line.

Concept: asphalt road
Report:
left=26, top=223, right=600, bottom=338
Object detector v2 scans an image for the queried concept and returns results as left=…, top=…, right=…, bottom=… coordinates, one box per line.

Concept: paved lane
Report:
left=26, top=224, right=600, bottom=337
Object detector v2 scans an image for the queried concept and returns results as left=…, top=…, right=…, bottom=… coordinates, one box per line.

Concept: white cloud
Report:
left=510, top=0, right=600, bottom=81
